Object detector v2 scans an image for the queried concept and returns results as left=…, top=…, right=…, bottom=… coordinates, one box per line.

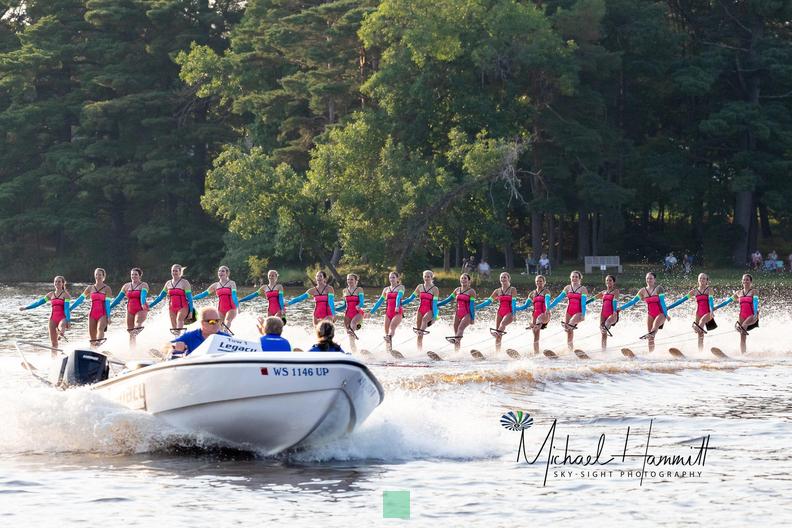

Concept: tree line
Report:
left=1, top=0, right=790, bottom=282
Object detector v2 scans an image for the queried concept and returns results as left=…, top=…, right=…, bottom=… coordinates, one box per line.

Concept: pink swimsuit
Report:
left=601, top=291, right=615, bottom=319
left=695, top=289, right=710, bottom=318
left=217, top=284, right=236, bottom=313
left=385, top=289, right=403, bottom=319
left=345, top=289, right=362, bottom=320
left=644, top=287, right=662, bottom=318
left=456, top=290, right=472, bottom=319
left=127, top=286, right=144, bottom=316
left=313, top=286, right=332, bottom=320
left=265, top=288, right=281, bottom=316
left=497, top=293, right=513, bottom=318
left=566, top=286, right=583, bottom=316
left=418, top=289, right=434, bottom=317
left=532, top=290, right=547, bottom=322
left=89, top=288, right=107, bottom=321
left=739, top=294, right=755, bottom=319
left=168, top=279, right=187, bottom=314
left=50, top=293, right=66, bottom=324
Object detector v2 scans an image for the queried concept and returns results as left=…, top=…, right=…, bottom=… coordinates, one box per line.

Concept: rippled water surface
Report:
left=1, top=282, right=790, bottom=527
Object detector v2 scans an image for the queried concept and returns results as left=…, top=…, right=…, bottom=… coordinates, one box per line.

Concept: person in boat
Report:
left=594, top=274, right=620, bottom=351
left=286, top=270, right=335, bottom=326
left=258, top=316, right=292, bottom=352
left=193, top=265, right=239, bottom=330
left=166, top=307, right=229, bottom=358
left=239, top=269, right=286, bottom=323
left=109, top=267, right=150, bottom=346
left=475, top=272, right=517, bottom=355
left=714, top=273, right=759, bottom=354
left=19, top=275, right=72, bottom=348
left=69, top=268, right=113, bottom=347
left=309, top=321, right=345, bottom=352
left=368, top=271, right=405, bottom=351
left=617, top=271, right=670, bottom=353
left=148, top=264, right=195, bottom=335
left=514, top=274, right=552, bottom=355
left=547, top=270, right=588, bottom=352
left=402, top=270, right=440, bottom=353
left=437, top=273, right=477, bottom=353
left=334, top=273, right=365, bottom=354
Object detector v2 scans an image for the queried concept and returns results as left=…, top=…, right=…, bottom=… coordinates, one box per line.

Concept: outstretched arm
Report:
left=21, top=297, right=47, bottom=310
left=239, top=289, right=260, bottom=304
left=618, top=295, right=641, bottom=312
left=547, top=291, right=567, bottom=310
left=148, top=289, right=166, bottom=308
left=436, top=294, right=454, bottom=307
left=286, top=292, right=309, bottom=306
left=666, top=294, right=690, bottom=311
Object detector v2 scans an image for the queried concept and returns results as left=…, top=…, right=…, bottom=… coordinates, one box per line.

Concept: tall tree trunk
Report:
left=733, top=15, right=763, bottom=264
left=443, top=246, right=450, bottom=272
left=758, top=202, right=772, bottom=238
left=641, top=205, right=650, bottom=234
left=693, top=200, right=705, bottom=251
left=317, top=249, right=343, bottom=284
left=592, top=213, right=599, bottom=255
left=109, top=195, right=128, bottom=269
left=748, top=204, right=759, bottom=256
left=733, top=191, right=753, bottom=265
left=577, top=211, right=590, bottom=260
left=548, top=214, right=557, bottom=265
left=454, top=236, right=461, bottom=268
left=531, top=211, right=543, bottom=259
left=330, top=246, right=342, bottom=267
left=503, top=239, right=514, bottom=271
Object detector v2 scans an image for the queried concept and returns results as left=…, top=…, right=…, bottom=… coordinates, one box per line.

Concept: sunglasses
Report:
left=203, top=319, right=221, bottom=325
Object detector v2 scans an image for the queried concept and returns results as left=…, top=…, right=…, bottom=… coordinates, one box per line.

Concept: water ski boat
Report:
left=17, top=335, right=384, bottom=455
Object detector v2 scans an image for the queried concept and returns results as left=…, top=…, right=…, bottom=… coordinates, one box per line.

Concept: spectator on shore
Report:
left=767, top=250, right=779, bottom=271
left=751, top=251, right=762, bottom=270
left=525, top=252, right=537, bottom=275
left=478, top=258, right=491, bottom=280
left=683, top=253, right=693, bottom=274
left=257, top=316, right=291, bottom=351
left=461, top=257, right=473, bottom=274
left=539, top=253, right=551, bottom=275
left=663, top=252, right=678, bottom=271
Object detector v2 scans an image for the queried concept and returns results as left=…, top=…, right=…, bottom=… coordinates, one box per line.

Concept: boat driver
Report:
left=165, top=306, right=229, bottom=358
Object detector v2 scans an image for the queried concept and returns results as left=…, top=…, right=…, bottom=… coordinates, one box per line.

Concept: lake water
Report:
left=1, top=282, right=790, bottom=527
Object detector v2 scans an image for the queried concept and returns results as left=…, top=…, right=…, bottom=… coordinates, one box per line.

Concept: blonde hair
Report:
left=263, top=316, right=284, bottom=335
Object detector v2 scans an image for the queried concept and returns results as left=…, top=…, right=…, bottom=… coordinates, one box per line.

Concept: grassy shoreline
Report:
left=5, top=263, right=787, bottom=292
left=264, top=263, right=789, bottom=291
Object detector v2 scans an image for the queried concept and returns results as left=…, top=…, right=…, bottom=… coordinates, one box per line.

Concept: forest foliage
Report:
left=1, top=0, right=791, bottom=281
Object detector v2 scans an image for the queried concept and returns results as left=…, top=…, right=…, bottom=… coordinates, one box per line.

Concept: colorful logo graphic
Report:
left=500, top=410, right=533, bottom=431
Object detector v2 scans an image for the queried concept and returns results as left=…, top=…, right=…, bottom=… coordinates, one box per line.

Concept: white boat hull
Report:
left=91, top=336, right=383, bottom=454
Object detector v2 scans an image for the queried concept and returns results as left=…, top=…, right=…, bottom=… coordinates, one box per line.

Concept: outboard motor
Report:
left=55, top=349, right=110, bottom=388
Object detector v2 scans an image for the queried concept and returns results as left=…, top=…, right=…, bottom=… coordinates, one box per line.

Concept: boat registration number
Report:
left=271, top=367, right=330, bottom=377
